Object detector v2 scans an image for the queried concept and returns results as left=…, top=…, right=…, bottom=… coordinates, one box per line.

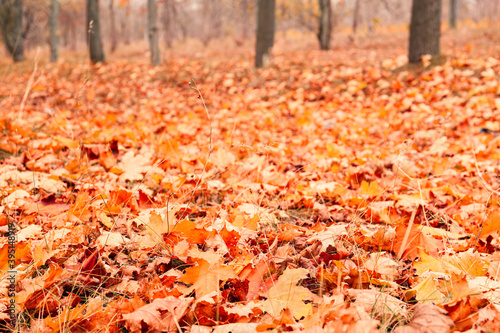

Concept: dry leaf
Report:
left=262, top=268, right=314, bottom=319
left=122, top=296, right=193, bottom=332
left=395, top=303, right=454, bottom=333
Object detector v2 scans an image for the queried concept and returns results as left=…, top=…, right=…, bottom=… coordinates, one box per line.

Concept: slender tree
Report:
left=86, top=0, right=105, bottom=63
left=255, top=0, right=275, bottom=68
left=147, top=0, right=160, bottom=66
left=120, top=2, right=130, bottom=45
left=352, top=0, right=360, bottom=34
left=109, top=0, right=117, bottom=52
left=408, top=0, right=442, bottom=63
left=0, top=0, right=24, bottom=62
left=449, top=0, right=458, bottom=30
left=200, top=0, right=212, bottom=46
left=239, top=0, right=250, bottom=44
left=49, top=0, right=60, bottom=62
left=162, top=0, right=175, bottom=48
left=318, top=0, right=331, bottom=50
left=200, top=0, right=223, bottom=46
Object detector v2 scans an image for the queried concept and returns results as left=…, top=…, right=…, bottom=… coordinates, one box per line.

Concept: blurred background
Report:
left=0, top=0, right=499, bottom=63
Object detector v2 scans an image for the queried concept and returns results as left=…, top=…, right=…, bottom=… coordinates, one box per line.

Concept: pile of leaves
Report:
left=1, top=36, right=500, bottom=332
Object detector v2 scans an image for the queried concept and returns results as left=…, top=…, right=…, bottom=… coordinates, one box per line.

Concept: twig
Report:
left=397, top=209, right=417, bottom=260
left=18, top=47, right=41, bottom=120
left=189, top=79, right=212, bottom=152
left=174, top=80, right=213, bottom=203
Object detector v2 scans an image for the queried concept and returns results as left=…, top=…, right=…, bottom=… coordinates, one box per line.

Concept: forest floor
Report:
left=1, top=25, right=500, bottom=332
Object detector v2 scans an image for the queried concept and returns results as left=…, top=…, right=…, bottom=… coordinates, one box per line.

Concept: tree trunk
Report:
left=367, top=0, right=374, bottom=35
left=109, top=0, right=117, bottom=53
left=70, top=19, right=77, bottom=50
left=212, top=2, right=222, bottom=40
left=0, top=0, right=24, bottom=62
left=162, top=0, right=175, bottom=48
left=255, top=0, right=275, bottom=68
left=147, top=0, right=160, bottom=66
left=201, top=0, right=212, bottom=46
left=200, top=0, right=222, bottom=46
left=449, top=0, right=458, bottom=30
left=240, top=0, right=250, bottom=42
left=318, top=0, right=331, bottom=50
left=120, top=17, right=129, bottom=45
left=49, top=0, right=60, bottom=62
left=352, top=0, right=360, bottom=34
left=87, top=0, right=105, bottom=63
left=408, top=0, right=442, bottom=63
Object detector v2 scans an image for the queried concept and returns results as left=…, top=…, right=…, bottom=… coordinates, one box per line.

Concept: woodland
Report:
left=1, top=0, right=500, bottom=332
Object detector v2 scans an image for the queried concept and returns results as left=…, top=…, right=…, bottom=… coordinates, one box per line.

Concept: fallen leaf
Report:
left=122, top=296, right=193, bottom=332
left=262, top=268, right=314, bottom=319
left=395, top=303, right=454, bottom=333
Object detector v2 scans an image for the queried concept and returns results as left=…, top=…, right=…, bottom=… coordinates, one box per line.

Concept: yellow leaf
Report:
left=133, top=206, right=182, bottom=243
left=360, top=181, right=383, bottom=197
left=147, top=212, right=168, bottom=238
left=44, top=303, right=87, bottom=332
left=446, top=249, right=488, bottom=278
left=326, top=143, right=341, bottom=158
left=262, top=268, right=314, bottom=319
left=55, top=136, right=79, bottom=149
left=412, top=276, right=445, bottom=303
left=417, top=225, right=463, bottom=239
left=413, top=250, right=462, bottom=276
left=364, top=252, right=398, bottom=280
left=395, top=194, right=426, bottom=211
left=97, top=211, right=114, bottom=229
left=480, top=210, right=500, bottom=240
left=179, top=259, right=236, bottom=298
left=97, top=232, right=130, bottom=247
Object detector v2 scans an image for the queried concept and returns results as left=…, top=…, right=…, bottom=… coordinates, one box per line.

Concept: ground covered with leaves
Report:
left=1, top=30, right=500, bottom=332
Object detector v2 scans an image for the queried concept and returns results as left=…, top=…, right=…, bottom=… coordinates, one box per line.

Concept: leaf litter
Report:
left=1, top=33, right=500, bottom=332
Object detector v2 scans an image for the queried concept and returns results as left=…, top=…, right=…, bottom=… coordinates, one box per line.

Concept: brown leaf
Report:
left=395, top=304, right=454, bottom=333
left=122, top=296, right=193, bottom=332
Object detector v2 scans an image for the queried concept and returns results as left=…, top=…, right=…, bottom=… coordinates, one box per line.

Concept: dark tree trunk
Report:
left=318, top=0, right=331, bottom=50
left=49, top=0, right=60, bottom=62
left=255, top=0, right=275, bottom=68
left=352, top=0, right=360, bottom=34
left=408, top=0, right=442, bottom=63
left=0, top=0, right=24, bottom=62
left=109, top=0, right=117, bottom=53
left=87, top=0, right=105, bottom=63
left=449, top=0, right=458, bottom=30
left=148, top=0, right=160, bottom=66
